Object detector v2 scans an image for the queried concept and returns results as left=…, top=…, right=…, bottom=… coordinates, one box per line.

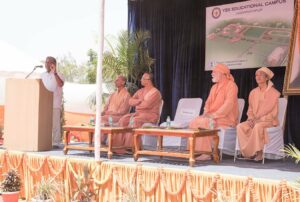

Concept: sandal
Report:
left=254, top=151, right=263, bottom=162
left=196, top=154, right=211, bottom=161
left=254, top=155, right=263, bottom=162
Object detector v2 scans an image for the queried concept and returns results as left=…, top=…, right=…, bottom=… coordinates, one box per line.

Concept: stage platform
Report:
left=0, top=145, right=299, bottom=201
left=27, top=145, right=300, bottom=181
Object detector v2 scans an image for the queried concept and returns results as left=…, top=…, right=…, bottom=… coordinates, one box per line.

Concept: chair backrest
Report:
left=278, top=97, right=288, bottom=128
left=157, top=100, right=164, bottom=124
left=237, top=98, right=245, bottom=123
left=173, top=98, right=202, bottom=124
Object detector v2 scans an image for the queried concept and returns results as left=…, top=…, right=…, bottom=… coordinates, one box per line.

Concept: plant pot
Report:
left=1, top=191, right=19, bottom=202
left=31, top=198, right=53, bottom=202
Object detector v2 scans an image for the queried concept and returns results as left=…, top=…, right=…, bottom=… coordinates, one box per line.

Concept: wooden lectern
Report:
left=4, top=79, right=53, bottom=151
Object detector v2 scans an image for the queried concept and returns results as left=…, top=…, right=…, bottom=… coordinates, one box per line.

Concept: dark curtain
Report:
left=128, top=0, right=300, bottom=147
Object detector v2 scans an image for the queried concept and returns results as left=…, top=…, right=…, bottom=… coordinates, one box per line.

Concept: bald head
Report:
left=141, top=72, right=154, bottom=87
left=118, top=75, right=127, bottom=83
left=115, top=75, right=127, bottom=89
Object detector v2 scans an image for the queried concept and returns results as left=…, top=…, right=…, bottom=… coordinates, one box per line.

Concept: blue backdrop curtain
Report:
left=128, top=0, right=300, bottom=147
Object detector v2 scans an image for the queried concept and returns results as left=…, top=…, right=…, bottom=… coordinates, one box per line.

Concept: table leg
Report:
left=107, top=133, right=113, bottom=159
left=189, top=137, right=195, bottom=167
left=133, top=133, right=140, bottom=161
left=88, top=132, right=93, bottom=154
left=157, top=136, right=163, bottom=151
left=157, top=135, right=163, bottom=159
left=212, top=133, right=220, bottom=163
left=63, top=131, right=69, bottom=155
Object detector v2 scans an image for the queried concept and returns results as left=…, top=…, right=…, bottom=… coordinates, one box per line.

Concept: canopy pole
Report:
left=95, top=0, right=105, bottom=161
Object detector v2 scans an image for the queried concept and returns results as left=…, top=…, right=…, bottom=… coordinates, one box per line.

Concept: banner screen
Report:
left=205, top=0, right=294, bottom=70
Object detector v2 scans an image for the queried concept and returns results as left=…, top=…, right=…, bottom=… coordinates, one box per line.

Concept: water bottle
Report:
left=108, top=115, right=113, bottom=127
left=209, top=117, right=214, bottom=129
left=166, top=116, right=171, bottom=128
left=89, top=116, right=95, bottom=126
left=129, top=115, right=134, bottom=127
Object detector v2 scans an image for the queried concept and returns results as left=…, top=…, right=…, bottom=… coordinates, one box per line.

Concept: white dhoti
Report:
left=52, top=108, right=61, bottom=146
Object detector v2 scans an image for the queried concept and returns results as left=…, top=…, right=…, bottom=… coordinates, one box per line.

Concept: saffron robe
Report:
left=189, top=80, right=239, bottom=152
left=101, top=88, right=131, bottom=125
left=113, top=87, right=162, bottom=152
left=237, top=86, right=280, bottom=158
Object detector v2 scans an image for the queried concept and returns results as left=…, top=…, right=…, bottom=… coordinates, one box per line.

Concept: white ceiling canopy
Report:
left=0, top=40, right=43, bottom=73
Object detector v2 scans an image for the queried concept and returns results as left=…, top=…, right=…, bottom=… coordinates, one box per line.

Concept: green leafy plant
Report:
left=282, top=144, right=300, bottom=186
left=120, top=182, right=138, bottom=202
left=103, top=30, right=154, bottom=85
left=58, top=54, right=88, bottom=83
left=0, top=169, right=21, bottom=192
left=282, top=144, right=300, bottom=164
left=89, top=30, right=154, bottom=89
left=82, top=29, right=155, bottom=111
left=211, top=189, right=238, bottom=202
left=33, top=176, right=61, bottom=201
left=72, top=166, right=97, bottom=202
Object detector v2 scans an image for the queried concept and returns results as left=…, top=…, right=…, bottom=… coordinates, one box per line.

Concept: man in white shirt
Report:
left=41, top=56, right=64, bottom=148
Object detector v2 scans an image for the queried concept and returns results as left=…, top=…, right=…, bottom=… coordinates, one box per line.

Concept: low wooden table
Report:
left=63, top=125, right=133, bottom=159
left=133, top=128, right=219, bottom=166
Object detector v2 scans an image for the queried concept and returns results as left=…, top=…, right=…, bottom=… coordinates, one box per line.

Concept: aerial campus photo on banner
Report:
left=205, top=0, right=294, bottom=70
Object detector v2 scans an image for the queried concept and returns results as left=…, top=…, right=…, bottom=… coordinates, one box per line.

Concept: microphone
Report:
left=25, top=65, right=44, bottom=79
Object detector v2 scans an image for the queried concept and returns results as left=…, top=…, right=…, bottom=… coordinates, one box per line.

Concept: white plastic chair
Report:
left=156, top=100, right=164, bottom=124
left=234, top=97, right=287, bottom=164
left=218, top=98, right=245, bottom=161
left=262, top=97, right=287, bottom=163
left=160, top=98, right=203, bottom=148
left=141, top=100, right=164, bottom=148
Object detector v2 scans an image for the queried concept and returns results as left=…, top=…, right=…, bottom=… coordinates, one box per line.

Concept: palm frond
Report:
left=102, top=29, right=155, bottom=85
left=105, top=35, right=118, bottom=55
left=281, top=144, right=300, bottom=164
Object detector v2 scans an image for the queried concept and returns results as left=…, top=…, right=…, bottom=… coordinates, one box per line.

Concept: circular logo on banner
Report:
left=212, top=7, right=221, bottom=19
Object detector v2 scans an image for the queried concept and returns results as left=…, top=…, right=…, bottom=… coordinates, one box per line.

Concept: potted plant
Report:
left=0, top=169, right=21, bottom=202
left=31, top=176, right=61, bottom=202
left=72, top=166, right=97, bottom=202
left=119, top=182, right=138, bottom=202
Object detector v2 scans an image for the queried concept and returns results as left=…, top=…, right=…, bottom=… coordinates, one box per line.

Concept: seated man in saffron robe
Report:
left=113, top=72, right=162, bottom=153
left=237, top=67, right=280, bottom=161
left=189, top=64, right=239, bottom=160
left=100, top=75, right=131, bottom=144
left=101, top=75, right=131, bottom=125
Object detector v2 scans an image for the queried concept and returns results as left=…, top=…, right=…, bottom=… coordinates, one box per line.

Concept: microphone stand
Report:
left=25, top=66, right=39, bottom=79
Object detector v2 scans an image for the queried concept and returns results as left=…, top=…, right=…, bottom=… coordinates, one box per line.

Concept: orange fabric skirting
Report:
left=0, top=150, right=299, bottom=202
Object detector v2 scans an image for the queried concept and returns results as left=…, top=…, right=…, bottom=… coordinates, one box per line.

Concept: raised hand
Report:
left=50, top=64, right=56, bottom=73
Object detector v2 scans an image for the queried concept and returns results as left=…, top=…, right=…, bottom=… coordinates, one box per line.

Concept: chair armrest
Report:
left=266, top=126, right=282, bottom=133
left=218, top=127, right=236, bottom=133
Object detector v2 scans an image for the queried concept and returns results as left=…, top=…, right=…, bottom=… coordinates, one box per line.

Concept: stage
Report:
left=30, top=145, right=300, bottom=181
left=0, top=145, right=299, bottom=201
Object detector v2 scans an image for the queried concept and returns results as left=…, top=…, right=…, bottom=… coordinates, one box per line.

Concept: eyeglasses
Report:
left=141, top=77, right=150, bottom=80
